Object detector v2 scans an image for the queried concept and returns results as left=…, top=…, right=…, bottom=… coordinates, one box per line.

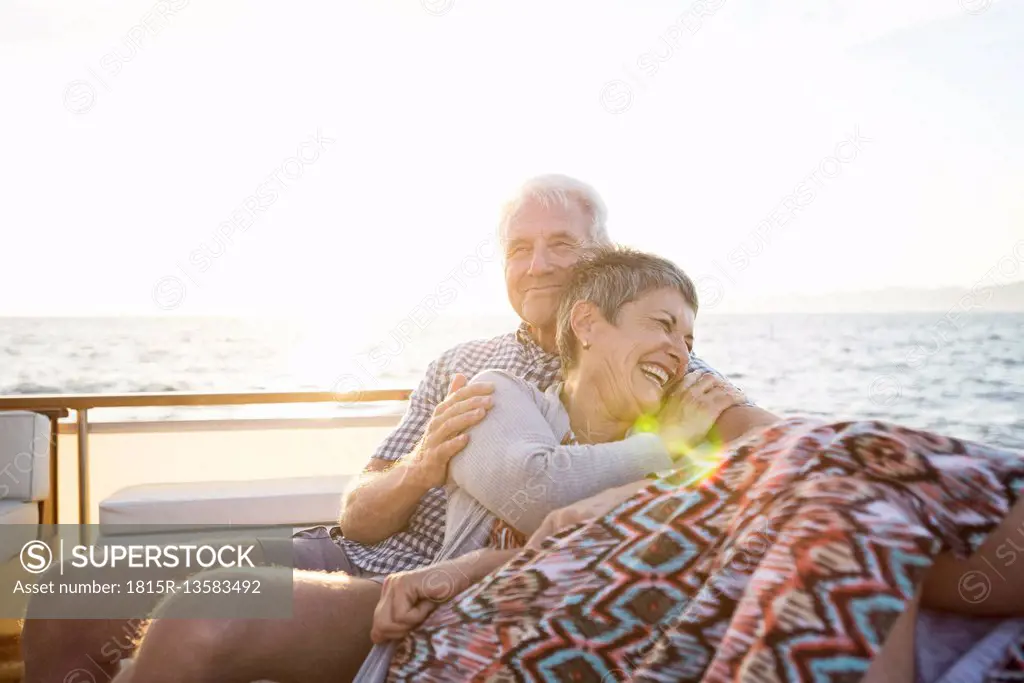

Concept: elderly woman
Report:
left=433, top=245, right=746, bottom=561
left=115, top=246, right=756, bottom=683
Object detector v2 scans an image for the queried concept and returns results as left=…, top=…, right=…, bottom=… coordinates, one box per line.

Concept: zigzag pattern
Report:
left=387, top=418, right=1024, bottom=682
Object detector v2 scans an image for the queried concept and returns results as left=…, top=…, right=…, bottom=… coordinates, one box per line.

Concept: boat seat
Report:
left=0, top=501, right=40, bottom=527
left=99, top=474, right=356, bottom=534
left=0, top=411, right=50, bottom=513
left=0, top=502, right=41, bottom=565
left=0, top=411, right=50, bottom=563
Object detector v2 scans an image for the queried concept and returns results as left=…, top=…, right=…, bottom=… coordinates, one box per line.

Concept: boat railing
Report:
left=0, top=389, right=412, bottom=525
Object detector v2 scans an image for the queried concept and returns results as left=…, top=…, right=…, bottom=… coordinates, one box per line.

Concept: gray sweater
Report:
left=354, top=371, right=677, bottom=682
left=440, top=369, right=676, bottom=559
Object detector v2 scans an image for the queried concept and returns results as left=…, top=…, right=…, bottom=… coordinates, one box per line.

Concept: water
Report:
left=1, top=313, right=1021, bottom=450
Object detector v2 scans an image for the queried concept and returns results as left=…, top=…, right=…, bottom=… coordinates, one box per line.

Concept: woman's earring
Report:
left=581, top=340, right=590, bottom=350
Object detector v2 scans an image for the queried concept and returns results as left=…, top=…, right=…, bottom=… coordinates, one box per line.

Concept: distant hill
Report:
left=714, top=281, right=1024, bottom=314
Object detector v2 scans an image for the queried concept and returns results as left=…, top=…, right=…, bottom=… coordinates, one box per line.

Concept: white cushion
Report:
left=0, top=411, right=50, bottom=502
left=0, top=500, right=41, bottom=563
left=98, top=475, right=355, bottom=533
left=0, top=500, right=39, bottom=526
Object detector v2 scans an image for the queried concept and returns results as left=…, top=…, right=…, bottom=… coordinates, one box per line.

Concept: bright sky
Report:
left=2, top=0, right=1022, bottom=327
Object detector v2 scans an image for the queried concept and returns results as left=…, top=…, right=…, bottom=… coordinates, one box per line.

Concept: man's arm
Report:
left=337, top=459, right=435, bottom=546
left=337, top=367, right=494, bottom=546
left=685, top=355, right=780, bottom=444
left=715, top=404, right=780, bottom=443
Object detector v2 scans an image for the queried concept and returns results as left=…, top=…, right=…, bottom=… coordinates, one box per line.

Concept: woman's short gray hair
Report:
left=497, top=174, right=611, bottom=248
left=555, top=245, right=699, bottom=369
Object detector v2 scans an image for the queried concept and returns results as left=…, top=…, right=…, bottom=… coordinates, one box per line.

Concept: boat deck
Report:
left=0, top=389, right=412, bottom=681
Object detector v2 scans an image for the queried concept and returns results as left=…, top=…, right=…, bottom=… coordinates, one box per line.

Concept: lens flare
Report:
left=632, top=414, right=730, bottom=486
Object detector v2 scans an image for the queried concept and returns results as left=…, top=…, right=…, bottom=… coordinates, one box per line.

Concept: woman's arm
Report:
left=526, top=478, right=650, bottom=549
left=448, top=370, right=675, bottom=535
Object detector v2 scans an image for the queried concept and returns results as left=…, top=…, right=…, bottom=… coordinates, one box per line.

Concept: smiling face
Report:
left=503, top=198, right=592, bottom=332
left=570, top=286, right=695, bottom=421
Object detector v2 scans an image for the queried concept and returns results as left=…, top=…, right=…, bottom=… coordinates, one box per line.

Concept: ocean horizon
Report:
left=2, top=312, right=1021, bottom=451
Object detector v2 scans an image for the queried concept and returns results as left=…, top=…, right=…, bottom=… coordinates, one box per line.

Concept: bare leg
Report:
left=921, top=495, right=1024, bottom=615
left=862, top=591, right=921, bottom=683
left=118, top=568, right=383, bottom=683
left=23, top=527, right=344, bottom=682
left=862, top=497, right=1024, bottom=683
left=22, top=560, right=159, bottom=683
left=22, top=617, right=145, bottom=683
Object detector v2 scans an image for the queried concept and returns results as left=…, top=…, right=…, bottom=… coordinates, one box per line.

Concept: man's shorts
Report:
left=258, top=525, right=386, bottom=583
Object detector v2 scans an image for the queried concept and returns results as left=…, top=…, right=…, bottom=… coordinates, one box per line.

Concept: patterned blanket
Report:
left=386, top=418, right=1024, bottom=682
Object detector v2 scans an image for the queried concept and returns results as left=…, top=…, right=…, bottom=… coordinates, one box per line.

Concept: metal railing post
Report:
left=77, top=408, right=90, bottom=527
left=48, top=413, right=59, bottom=525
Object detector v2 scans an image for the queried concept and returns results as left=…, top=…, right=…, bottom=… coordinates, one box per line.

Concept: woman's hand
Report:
left=658, top=371, right=746, bottom=457
left=526, top=479, right=648, bottom=549
left=370, top=548, right=517, bottom=643
left=370, top=563, right=470, bottom=644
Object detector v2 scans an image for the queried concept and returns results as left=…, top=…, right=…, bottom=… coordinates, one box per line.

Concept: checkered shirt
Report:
left=340, top=322, right=737, bottom=575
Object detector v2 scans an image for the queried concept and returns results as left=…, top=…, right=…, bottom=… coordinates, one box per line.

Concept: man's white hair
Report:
left=497, top=174, right=611, bottom=248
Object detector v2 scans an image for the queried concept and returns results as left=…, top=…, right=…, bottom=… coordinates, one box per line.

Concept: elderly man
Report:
left=25, top=174, right=778, bottom=683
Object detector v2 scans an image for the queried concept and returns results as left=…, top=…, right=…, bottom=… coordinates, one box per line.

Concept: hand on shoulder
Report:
left=654, top=371, right=747, bottom=458
left=407, top=372, right=496, bottom=490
